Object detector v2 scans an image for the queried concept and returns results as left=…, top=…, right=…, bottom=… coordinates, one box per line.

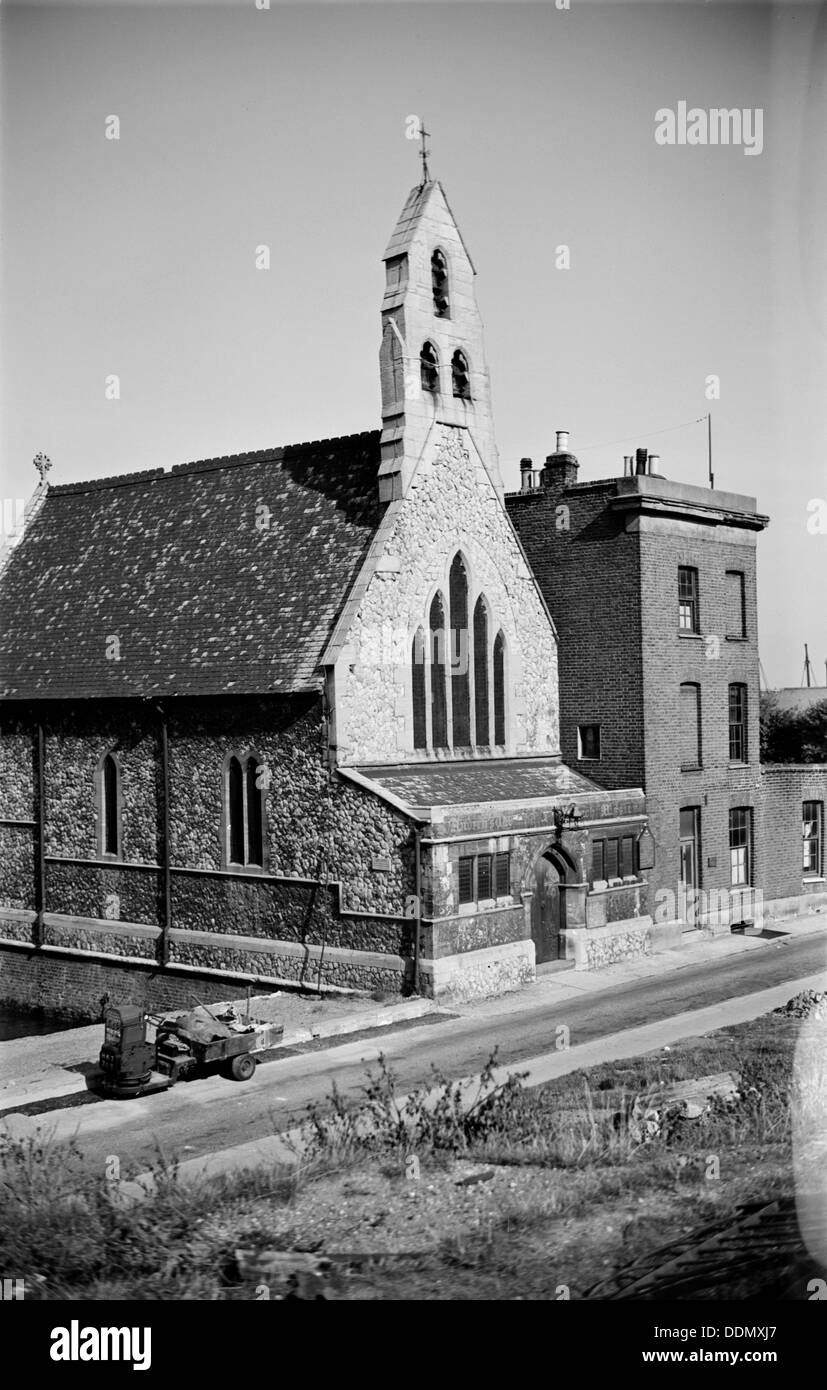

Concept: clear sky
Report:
left=1, top=0, right=825, bottom=686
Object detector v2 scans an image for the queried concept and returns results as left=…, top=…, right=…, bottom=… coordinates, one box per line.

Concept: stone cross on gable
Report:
left=33, top=452, right=52, bottom=484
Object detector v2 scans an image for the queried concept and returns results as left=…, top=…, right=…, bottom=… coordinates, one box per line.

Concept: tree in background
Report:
left=760, top=693, right=827, bottom=764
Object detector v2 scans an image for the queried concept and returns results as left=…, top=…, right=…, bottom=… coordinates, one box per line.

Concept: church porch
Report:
left=344, top=758, right=652, bottom=1003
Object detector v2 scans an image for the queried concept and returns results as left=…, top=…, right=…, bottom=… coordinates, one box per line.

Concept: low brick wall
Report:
left=0, top=942, right=292, bottom=1025
left=761, top=765, right=827, bottom=901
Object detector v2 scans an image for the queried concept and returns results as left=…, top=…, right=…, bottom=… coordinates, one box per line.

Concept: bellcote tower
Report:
left=378, top=180, right=502, bottom=502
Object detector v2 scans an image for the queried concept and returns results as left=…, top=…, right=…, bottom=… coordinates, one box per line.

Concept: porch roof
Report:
left=343, top=757, right=606, bottom=817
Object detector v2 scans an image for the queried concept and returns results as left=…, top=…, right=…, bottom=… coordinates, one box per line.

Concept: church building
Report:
left=0, top=176, right=652, bottom=1018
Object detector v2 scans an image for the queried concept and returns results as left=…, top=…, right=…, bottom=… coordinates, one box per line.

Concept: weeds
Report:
left=297, top=1050, right=530, bottom=1162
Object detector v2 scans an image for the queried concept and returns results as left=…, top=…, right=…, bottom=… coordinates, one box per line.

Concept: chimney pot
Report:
left=623, top=455, right=633, bottom=477
left=648, top=453, right=660, bottom=475
left=520, top=457, right=533, bottom=492
left=555, top=430, right=570, bottom=453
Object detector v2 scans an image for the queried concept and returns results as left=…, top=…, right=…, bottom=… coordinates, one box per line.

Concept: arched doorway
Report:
left=531, top=847, right=569, bottom=963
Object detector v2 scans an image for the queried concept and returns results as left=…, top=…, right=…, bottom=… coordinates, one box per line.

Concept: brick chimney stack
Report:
left=542, top=429, right=579, bottom=489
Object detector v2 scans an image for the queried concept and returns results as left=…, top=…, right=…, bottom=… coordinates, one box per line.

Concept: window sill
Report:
left=222, top=863, right=268, bottom=876
left=725, top=635, right=748, bottom=643
left=728, top=762, right=750, bottom=770
left=677, top=631, right=703, bottom=640
left=803, top=876, right=826, bottom=884
left=458, top=897, right=514, bottom=915
left=681, top=764, right=703, bottom=773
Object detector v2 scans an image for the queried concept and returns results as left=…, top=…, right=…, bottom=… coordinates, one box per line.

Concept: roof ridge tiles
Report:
left=50, top=468, right=167, bottom=495
left=44, top=429, right=381, bottom=495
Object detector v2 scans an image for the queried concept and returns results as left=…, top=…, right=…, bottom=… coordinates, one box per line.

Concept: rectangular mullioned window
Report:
left=678, top=566, right=699, bottom=633
left=729, top=807, right=752, bottom=887
left=590, top=835, right=638, bottom=886
left=803, top=802, right=823, bottom=878
left=458, top=851, right=510, bottom=904
left=728, top=684, right=748, bottom=764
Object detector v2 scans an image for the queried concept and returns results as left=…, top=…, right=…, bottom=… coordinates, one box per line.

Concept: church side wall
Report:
left=0, top=696, right=416, bottom=1018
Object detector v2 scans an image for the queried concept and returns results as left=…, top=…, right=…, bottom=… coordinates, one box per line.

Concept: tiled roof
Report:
left=0, top=432, right=384, bottom=700
left=351, top=758, right=604, bottom=813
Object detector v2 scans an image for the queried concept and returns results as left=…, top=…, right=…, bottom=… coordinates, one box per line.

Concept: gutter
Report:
left=34, top=718, right=46, bottom=947
left=155, top=701, right=172, bottom=965
left=413, top=824, right=422, bottom=997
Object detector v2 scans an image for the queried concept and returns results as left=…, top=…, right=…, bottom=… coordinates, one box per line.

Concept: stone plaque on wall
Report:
left=637, top=829, right=655, bottom=871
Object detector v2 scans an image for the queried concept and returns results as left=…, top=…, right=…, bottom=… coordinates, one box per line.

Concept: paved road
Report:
left=8, top=932, right=825, bottom=1175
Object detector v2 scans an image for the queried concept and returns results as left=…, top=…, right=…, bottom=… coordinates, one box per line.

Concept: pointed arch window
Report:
left=431, top=249, right=450, bottom=318
left=412, top=627, right=427, bottom=750
left=410, top=573, right=509, bottom=756
left=420, top=341, right=439, bottom=394
left=430, top=592, right=448, bottom=749
left=98, top=752, right=122, bottom=859
left=473, top=596, right=490, bottom=746
left=225, top=754, right=266, bottom=869
left=493, top=631, right=507, bottom=748
left=451, top=349, right=471, bottom=401
left=449, top=554, right=470, bottom=747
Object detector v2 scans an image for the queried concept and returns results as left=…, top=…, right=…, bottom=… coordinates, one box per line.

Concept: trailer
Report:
left=96, top=1002, right=284, bottom=1098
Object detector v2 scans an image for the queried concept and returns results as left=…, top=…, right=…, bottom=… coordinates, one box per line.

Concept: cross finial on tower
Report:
left=33, top=452, right=52, bottom=484
left=418, top=120, right=431, bottom=186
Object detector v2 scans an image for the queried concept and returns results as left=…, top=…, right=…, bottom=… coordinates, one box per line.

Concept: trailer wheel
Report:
left=229, top=1052, right=256, bottom=1082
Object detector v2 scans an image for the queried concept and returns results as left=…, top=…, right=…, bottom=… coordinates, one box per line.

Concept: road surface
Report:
left=6, top=932, right=825, bottom=1175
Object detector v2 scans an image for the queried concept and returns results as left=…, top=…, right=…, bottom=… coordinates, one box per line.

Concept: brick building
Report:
left=506, top=445, right=827, bottom=941
left=0, top=178, right=650, bottom=1019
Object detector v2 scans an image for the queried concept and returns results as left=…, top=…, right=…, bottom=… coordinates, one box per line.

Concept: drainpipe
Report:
left=157, top=703, right=171, bottom=966
left=33, top=717, right=46, bottom=947
left=413, top=825, right=422, bottom=997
